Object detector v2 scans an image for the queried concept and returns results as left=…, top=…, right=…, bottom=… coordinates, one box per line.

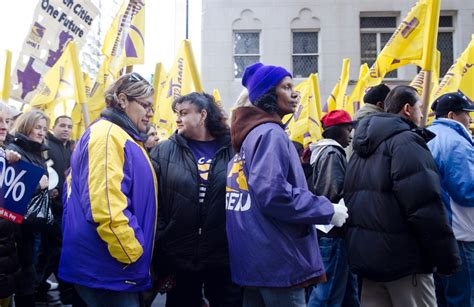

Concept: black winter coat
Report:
left=46, top=132, right=72, bottom=217
left=344, top=113, right=461, bottom=282
left=150, top=133, right=233, bottom=273
left=310, top=140, right=347, bottom=238
left=0, top=219, right=18, bottom=298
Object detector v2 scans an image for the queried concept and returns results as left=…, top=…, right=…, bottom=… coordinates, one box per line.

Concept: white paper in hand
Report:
left=315, top=198, right=347, bottom=233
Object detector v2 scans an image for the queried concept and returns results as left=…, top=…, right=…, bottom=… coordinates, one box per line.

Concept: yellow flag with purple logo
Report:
left=102, top=0, right=146, bottom=78
left=433, top=35, right=474, bottom=102
left=284, top=73, right=323, bottom=147
left=432, top=35, right=474, bottom=127
left=365, top=0, right=439, bottom=86
left=154, top=40, right=203, bottom=139
left=29, top=42, right=88, bottom=139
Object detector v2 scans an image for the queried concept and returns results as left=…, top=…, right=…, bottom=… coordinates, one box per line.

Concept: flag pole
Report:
left=185, top=0, right=189, bottom=39
left=69, top=42, right=90, bottom=127
left=420, top=0, right=440, bottom=127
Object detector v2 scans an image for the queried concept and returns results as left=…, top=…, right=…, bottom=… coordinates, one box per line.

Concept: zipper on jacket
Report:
left=181, top=139, right=229, bottom=266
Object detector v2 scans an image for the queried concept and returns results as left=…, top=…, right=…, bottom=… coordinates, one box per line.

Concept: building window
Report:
left=360, top=15, right=398, bottom=78
left=292, top=31, right=318, bottom=78
left=438, top=15, right=454, bottom=76
left=233, top=31, right=260, bottom=78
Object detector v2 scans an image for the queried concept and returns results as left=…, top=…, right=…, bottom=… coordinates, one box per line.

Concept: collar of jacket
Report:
left=309, top=139, right=345, bottom=165
left=230, top=106, right=283, bottom=152
left=171, top=131, right=231, bottom=152
left=354, top=103, right=384, bottom=121
left=13, top=132, right=48, bottom=154
left=431, top=118, right=474, bottom=145
left=47, top=132, right=73, bottom=148
left=100, top=108, right=147, bottom=142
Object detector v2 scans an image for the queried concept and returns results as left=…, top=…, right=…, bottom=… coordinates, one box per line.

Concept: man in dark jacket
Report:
left=347, top=84, right=390, bottom=158
left=344, top=85, right=461, bottom=307
left=36, top=115, right=77, bottom=305
left=308, top=110, right=359, bottom=306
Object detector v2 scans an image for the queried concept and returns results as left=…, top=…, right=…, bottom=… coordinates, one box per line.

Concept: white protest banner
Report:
left=11, top=0, right=98, bottom=103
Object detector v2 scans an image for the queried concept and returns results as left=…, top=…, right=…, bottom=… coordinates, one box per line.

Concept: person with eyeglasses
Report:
left=58, top=73, right=158, bottom=307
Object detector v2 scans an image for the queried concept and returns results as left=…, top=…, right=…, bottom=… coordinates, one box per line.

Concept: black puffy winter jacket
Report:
left=344, top=113, right=461, bottom=282
left=150, top=132, right=233, bottom=273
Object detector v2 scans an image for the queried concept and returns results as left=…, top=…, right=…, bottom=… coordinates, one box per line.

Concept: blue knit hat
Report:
left=242, top=62, right=292, bottom=103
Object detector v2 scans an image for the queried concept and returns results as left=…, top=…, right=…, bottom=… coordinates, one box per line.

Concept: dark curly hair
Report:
left=172, top=92, right=230, bottom=138
left=253, top=86, right=278, bottom=114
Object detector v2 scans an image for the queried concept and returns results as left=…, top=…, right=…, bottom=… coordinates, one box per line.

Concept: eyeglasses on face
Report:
left=134, top=99, right=154, bottom=113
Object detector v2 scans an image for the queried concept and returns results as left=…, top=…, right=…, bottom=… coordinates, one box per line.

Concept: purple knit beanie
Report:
left=241, top=62, right=292, bottom=104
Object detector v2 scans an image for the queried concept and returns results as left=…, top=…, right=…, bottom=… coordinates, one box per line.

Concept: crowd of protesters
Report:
left=0, top=62, right=472, bottom=307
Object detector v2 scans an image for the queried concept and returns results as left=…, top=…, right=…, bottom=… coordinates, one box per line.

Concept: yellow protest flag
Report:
left=432, top=35, right=474, bottom=129
left=30, top=42, right=89, bottom=139
left=365, top=0, right=438, bottom=86
left=213, top=89, right=222, bottom=106
left=433, top=35, right=474, bottom=102
left=347, top=63, right=370, bottom=115
left=1, top=50, right=12, bottom=102
left=284, top=73, right=323, bottom=147
left=410, top=50, right=440, bottom=104
left=86, top=61, right=114, bottom=123
left=152, top=62, right=166, bottom=117
left=30, top=43, right=76, bottom=110
left=154, top=40, right=203, bottom=138
left=326, top=58, right=350, bottom=111
left=102, top=0, right=146, bottom=78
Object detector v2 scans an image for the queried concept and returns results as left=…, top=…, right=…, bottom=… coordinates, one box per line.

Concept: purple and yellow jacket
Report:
left=58, top=110, right=158, bottom=292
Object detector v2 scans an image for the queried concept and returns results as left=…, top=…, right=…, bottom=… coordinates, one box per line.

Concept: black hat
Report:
left=363, top=84, right=391, bottom=105
left=431, top=92, right=474, bottom=117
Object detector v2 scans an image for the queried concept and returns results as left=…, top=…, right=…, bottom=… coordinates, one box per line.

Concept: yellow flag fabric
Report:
left=29, top=43, right=78, bottom=120
left=347, top=64, right=370, bottom=115
left=102, top=0, right=146, bottom=78
left=1, top=50, right=12, bottom=102
left=213, top=89, right=222, bottom=106
left=433, top=35, right=474, bottom=127
left=326, top=58, right=350, bottom=112
left=433, top=35, right=474, bottom=102
left=154, top=40, right=203, bottom=139
left=366, top=0, right=438, bottom=86
left=410, top=49, right=440, bottom=124
left=284, top=73, right=323, bottom=147
left=29, top=42, right=88, bottom=139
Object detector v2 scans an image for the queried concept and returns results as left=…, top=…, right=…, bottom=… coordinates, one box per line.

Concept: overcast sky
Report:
left=0, top=0, right=202, bottom=80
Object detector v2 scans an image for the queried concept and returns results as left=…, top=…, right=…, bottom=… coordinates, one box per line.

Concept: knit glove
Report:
left=330, top=199, right=348, bottom=227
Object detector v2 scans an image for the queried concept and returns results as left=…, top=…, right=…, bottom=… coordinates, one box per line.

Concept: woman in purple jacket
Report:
left=226, top=63, right=348, bottom=307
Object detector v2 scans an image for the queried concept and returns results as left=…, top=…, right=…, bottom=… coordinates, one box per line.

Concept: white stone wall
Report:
left=201, top=0, right=474, bottom=111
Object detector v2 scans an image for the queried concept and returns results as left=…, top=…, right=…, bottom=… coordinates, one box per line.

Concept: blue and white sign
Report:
left=0, top=156, right=45, bottom=224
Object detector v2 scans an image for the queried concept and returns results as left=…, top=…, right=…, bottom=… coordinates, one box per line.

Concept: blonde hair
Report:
left=105, top=73, right=154, bottom=110
left=12, top=110, right=50, bottom=136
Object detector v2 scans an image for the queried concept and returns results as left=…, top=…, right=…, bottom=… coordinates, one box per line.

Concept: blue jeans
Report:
left=75, top=285, right=140, bottom=307
left=308, top=237, right=360, bottom=307
left=243, top=287, right=306, bottom=307
left=435, top=240, right=474, bottom=307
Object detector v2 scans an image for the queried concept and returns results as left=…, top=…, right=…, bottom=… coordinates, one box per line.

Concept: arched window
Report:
left=232, top=9, right=262, bottom=78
